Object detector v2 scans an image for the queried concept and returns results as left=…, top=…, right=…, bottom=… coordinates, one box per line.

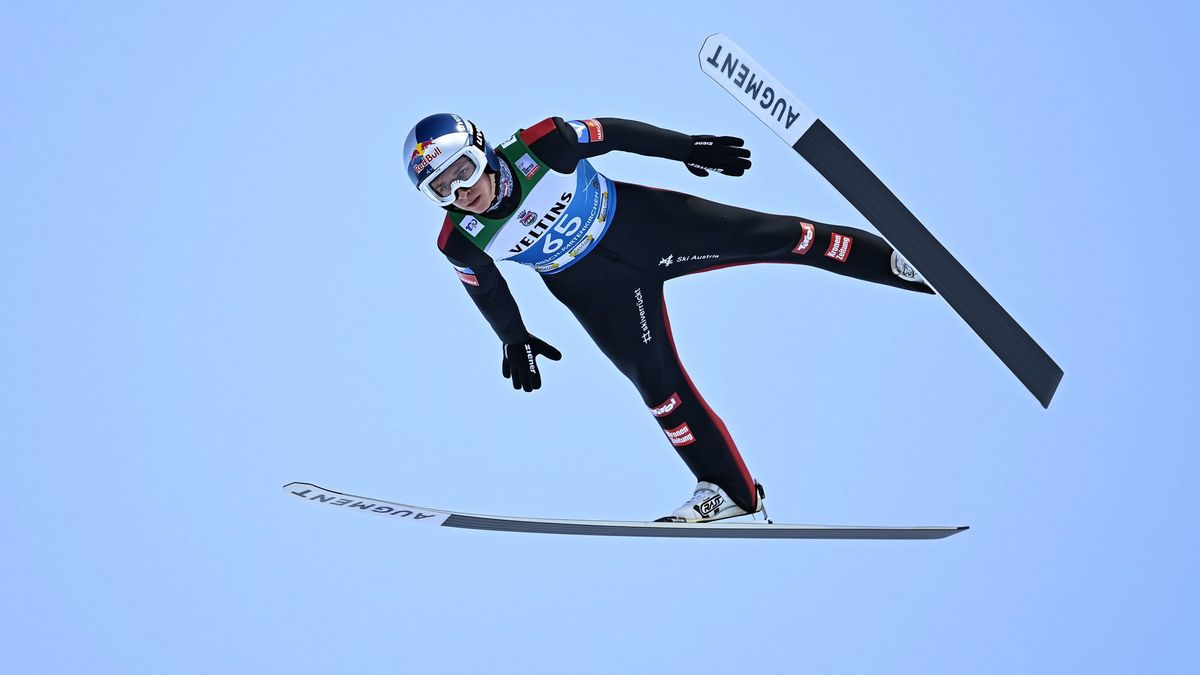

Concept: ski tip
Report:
left=283, top=481, right=318, bottom=492
left=698, top=33, right=726, bottom=62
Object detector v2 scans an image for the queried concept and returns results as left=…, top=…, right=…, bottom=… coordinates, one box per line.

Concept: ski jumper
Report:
left=435, top=117, right=932, bottom=511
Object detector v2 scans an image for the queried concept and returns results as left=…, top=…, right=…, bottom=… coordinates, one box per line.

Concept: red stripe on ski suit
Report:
left=437, top=214, right=455, bottom=251
left=660, top=302, right=757, bottom=510
left=519, top=118, right=558, bottom=145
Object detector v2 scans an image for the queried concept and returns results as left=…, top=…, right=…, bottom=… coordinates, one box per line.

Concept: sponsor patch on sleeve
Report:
left=665, top=422, right=696, bottom=447
left=792, top=221, right=815, bottom=255
left=567, top=119, right=604, bottom=143
left=650, top=392, right=683, bottom=418
left=825, top=233, right=854, bottom=262
left=453, top=266, right=479, bottom=286
left=568, top=120, right=589, bottom=142
left=583, top=119, right=604, bottom=142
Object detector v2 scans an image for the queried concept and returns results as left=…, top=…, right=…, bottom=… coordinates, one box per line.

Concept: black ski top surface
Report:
left=698, top=33, right=1062, bottom=407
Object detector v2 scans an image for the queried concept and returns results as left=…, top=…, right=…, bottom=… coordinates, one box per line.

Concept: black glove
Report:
left=684, top=135, right=752, bottom=177
left=501, top=335, right=562, bottom=392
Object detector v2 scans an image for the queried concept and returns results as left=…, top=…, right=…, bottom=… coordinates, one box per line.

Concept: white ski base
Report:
left=284, top=483, right=967, bottom=540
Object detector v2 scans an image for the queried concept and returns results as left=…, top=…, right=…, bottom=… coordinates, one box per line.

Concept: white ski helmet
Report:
left=404, top=113, right=501, bottom=205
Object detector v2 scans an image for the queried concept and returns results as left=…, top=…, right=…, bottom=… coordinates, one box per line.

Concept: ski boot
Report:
left=655, top=481, right=770, bottom=523
left=891, top=250, right=931, bottom=288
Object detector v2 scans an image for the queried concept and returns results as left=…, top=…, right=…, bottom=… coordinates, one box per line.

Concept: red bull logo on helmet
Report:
left=410, top=139, right=439, bottom=160
left=411, top=141, right=442, bottom=175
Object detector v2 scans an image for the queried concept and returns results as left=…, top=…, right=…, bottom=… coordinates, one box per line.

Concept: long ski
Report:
left=699, top=33, right=1063, bottom=407
left=284, top=482, right=967, bottom=540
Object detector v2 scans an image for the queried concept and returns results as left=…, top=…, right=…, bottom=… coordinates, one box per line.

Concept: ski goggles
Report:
left=417, top=145, right=488, bottom=206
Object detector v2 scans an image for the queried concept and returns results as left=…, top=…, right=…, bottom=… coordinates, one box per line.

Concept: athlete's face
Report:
left=453, top=171, right=495, bottom=213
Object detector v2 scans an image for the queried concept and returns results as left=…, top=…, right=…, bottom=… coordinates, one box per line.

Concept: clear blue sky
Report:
left=4, top=2, right=1197, bottom=673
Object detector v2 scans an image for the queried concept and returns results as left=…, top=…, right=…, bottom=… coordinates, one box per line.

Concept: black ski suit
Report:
left=435, top=117, right=932, bottom=511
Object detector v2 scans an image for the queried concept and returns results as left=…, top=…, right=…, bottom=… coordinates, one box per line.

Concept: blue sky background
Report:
left=4, top=1, right=1197, bottom=673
